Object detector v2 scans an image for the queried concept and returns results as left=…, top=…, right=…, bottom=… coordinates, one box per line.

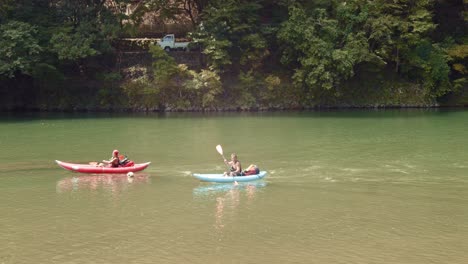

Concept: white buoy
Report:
left=127, top=172, right=134, bottom=177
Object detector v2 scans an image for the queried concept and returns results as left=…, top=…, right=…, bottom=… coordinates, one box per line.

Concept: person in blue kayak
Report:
left=224, top=153, right=242, bottom=176
left=100, top=149, right=120, bottom=167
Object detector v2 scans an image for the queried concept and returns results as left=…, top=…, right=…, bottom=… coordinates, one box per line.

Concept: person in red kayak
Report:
left=223, top=153, right=242, bottom=176
left=100, top=149, right=120, bottom=167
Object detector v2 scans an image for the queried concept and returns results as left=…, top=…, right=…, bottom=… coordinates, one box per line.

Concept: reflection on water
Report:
left=193, top=181, right=267, bottom=196
left=56, top=174, right=151, bottom=193
left=193, top=181, right=266, bottom=231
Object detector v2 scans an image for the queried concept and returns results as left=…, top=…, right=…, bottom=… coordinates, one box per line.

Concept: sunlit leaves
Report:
left=278, top=5, right=375, bottom=96
left=191, top=0, right=265, bottom=73
left=183, top=69, right=222, bottom=107
left=50, top=28, right=98, bottom=61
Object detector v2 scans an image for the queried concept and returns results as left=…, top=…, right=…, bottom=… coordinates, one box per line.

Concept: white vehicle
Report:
left=157, top=34, right=190, bottom=51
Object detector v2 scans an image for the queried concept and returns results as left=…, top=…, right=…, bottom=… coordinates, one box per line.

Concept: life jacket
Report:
left=243, top=164, right=259, bottom=175
left=119, top=155, right=134, bottom=167
left=119, top=155, right=128, bottom=165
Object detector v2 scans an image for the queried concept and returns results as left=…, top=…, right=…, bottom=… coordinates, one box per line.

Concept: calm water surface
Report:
left=0, top=110, right=467, bottom=263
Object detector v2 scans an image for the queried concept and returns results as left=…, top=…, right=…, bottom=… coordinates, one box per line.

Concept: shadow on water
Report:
left=0, top=112, right=167, bottom=123
left=56, top=174, right=151, bottom=193
left=1, top=108, right=464, bottom=123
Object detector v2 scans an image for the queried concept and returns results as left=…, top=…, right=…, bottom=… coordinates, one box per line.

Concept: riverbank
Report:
left=2, top=103, right=467, bottom=113
left=3, top=45, right=465, bottom=113
left=0, top=87, right=468, bottom=112
left=1, top=46, right=466, bottom=113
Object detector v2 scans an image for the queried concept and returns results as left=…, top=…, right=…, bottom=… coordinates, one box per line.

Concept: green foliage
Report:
left=197, top=36, right=232, bottom=72
left=278, top=4, right=377, bottom=100
left=96, top=72, right=124, bottom=109
left=191, top=0, right=267, bottom=73
left=48, top=1, right=124, bottom=61
left=448, top=44, right=468, bottom=61
left=183, top=68, right=222, bottom=108
left=50, top=27, right=99, bottom=61
left=235, top=71, right=259, bottom=108
left=148, top=45, right=184, bottom=108
left=150, top=45, right=179, bottom=83
left=447, top=43, right=468, bottom=90
left=0, top=0, right=465, bottom=110
left=260, top=74, right=290, bottom=107
left=0, top=21, right=42, bottom=78
left=149, top=45, right=222, bottom=109
left=126, top=0, right=206, bottom=29
left=120, top=45, right=176, bottom=111
left=406, top=41, right=451, bottom=96
left=365, top=0, right=437, bottom=69
left=364, top=0, right=453, bottom=98
left=122, top=76, right=160, bottom=110
left=277, top=0, right=453, bottom=103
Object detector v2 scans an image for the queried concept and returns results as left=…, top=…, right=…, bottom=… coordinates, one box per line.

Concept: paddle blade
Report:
left=216, top=144, right=223, bottom=155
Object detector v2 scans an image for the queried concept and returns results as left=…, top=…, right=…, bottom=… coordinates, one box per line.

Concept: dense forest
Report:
left=0, top=0, right=466, bottom=111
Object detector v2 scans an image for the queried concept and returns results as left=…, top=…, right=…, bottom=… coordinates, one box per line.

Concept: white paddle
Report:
left=216, top=144, right=231, bottom=171
left=216, top=144, right=227, bottom=161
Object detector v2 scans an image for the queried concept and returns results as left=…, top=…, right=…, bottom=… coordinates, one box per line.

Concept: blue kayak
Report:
left=192, top=171, right=267, bottom=183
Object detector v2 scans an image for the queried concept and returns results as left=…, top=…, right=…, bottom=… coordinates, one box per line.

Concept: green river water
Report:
left=0, top=110, right=467, bottom=263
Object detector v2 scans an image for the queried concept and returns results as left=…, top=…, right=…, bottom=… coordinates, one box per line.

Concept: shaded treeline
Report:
left=0, top=0, right=466, bottom=111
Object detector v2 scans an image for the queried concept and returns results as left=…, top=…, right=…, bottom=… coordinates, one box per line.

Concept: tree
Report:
left=433, top=0, right=467, bottom=91
left=447, top=43, right=468, bottom=90
left=128, top=0, right=207, bottom=27
left=50, top=25, right=99, bottom=61
left=365, top=0, right=451, bottom=95
left=278, top=0, right=452, bottom=101
left=183, top=67, right=222, bottom=108
left=365, top=0, right=437, bottom=73
left=278, top=3, right=377, bottom=100
left=182, top=0, right=209, bottom=26
left=191, top=0, right=267, bottom=73
left=0, top=21, right=42, bottom=78
left=49, top=0, right=123, bottom=61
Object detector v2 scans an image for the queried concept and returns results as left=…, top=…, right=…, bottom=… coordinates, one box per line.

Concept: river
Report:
left=0, top=110, right=467, bottom=263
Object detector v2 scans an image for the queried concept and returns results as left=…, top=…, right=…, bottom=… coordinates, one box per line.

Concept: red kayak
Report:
left=55, top=160, right=151, bottom=174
